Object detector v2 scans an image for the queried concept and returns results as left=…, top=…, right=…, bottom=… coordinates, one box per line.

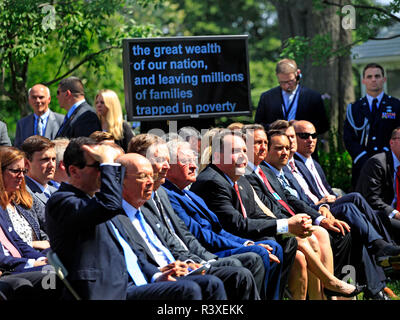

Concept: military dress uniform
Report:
left=344, top=93, right=400, bottom=187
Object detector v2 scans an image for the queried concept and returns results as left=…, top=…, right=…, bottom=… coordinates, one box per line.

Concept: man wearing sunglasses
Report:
left=293, top=121, right=400, bottom=273
left=254, top=58, right=329, bottom=138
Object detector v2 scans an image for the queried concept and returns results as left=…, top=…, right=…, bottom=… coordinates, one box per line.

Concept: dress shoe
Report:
left=384, top=287, right=398, bottom=299
left=323, top=284, right=366, bottom=298
left=375, top=245, right=400, bottom=267
left=364, top=289, right=391, bottom=300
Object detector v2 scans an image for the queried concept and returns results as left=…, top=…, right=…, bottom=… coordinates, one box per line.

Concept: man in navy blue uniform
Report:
left=344, top=63, right=400, bottom=188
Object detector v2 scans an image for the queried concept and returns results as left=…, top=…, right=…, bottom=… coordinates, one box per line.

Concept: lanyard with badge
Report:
left=281, top=86, right=301, bottom=120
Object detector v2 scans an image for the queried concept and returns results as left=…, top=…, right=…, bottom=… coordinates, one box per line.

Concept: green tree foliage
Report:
left=281, top=0, right=400, bottom=66
left=130, top=0, right=282, bottom=125
left=0, top=0, right=158, bottom=138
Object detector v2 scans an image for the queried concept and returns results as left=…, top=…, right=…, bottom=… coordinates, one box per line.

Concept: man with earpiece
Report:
left=255, top=58, right=329, bottom=139
left=344, top=63, right=400, bottom=189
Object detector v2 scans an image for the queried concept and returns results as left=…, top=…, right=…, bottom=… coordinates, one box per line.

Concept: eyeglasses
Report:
left=296, top=132, right=318, bottom=140
left=278, top=78, right=297, bottom=86
left=7, top=168, right=28, bottom=175
left=178, top=157, right=197, bottom=166
left=126, top=172, right=154, bottom=181
left=85, top=161, right=100, bottom=169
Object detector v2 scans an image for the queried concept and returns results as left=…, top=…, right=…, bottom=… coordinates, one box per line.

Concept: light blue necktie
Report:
left=38, top=117, right=44, bottom=136
left=278, top=172, right=298, bottom=197
left=109, top=221, right=148, bottom=286
left=135, top=210, right=175, bottom=264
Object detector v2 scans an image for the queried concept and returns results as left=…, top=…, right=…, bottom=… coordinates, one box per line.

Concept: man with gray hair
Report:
left=55, top=76, right=101, bottom=139
left=14, top=84, right=64, bottom=148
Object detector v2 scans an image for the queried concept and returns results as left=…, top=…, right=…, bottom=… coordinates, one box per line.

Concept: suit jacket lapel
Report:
left=293, top=158, right=321, bottom=198
left=359, top=97, right=371, bottom=121
left=387, top=150, right=395, bottom=189
left=15, top=204, right=41, bottom=240
left=44, top=111, right=56, bottom=139
left=27, top=114, right=35, bottom=137
left=25, top=176, right=50, bottom=205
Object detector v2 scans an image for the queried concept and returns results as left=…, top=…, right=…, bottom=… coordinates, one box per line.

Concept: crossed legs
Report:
left=288, top=226, right=356, bottom=300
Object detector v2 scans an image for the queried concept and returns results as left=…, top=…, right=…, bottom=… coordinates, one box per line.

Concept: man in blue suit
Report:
left=46, top=137, right=225, bottom=300
left=14, top=84, right=64, bottom=148
left=269, top=120, right=399, bottom=299
left=292, top=120, right=400, bottom=261
left=163, top=139, right=283, bottom=300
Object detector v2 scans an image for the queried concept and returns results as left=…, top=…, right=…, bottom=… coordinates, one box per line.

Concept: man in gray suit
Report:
left=14, top=84, right=64, bottom=148
left=0, top=121, right=11, bottom=146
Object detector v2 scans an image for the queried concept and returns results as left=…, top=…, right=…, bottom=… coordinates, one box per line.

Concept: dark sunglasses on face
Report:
left=296, top=132, right=318, bottom=140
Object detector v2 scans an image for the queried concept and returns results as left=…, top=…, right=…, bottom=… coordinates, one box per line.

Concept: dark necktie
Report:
left=153, top=192, right=176, bottom=235
left=233, top=182, right=247, bottom=218
left=372, top=98, right=378, bottom=114
left=396, top=166, right=400, bottom=211
left=257, top=167, right=295, bottom=216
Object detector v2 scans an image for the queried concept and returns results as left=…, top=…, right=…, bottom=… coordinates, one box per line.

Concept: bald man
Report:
left=14, top=84, right=64, bottom=148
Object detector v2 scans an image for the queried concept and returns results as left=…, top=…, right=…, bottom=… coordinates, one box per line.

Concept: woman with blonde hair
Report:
left=0, top=147, right=49, bottom=250
left=95, top=89, right=134, bottom=152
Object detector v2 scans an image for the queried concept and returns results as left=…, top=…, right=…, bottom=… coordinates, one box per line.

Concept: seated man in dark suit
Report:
left=125, top=137, right=261, bottom=300
left=241, top=125, right=363, bottom=299
left=46, top=137, right=225, bottom=300
left=190, top=129, right=308, bottom=299
left=55, top=76, right=101, bottom=139
left=263, top=126, right=393, bottom=300
left=163, top=138, right=286, bottom=300
left=356, top=127, right=400, bottom=245
left=14, top=84, right=64, bottom=148
left=293, top=120, right=400, bottom=267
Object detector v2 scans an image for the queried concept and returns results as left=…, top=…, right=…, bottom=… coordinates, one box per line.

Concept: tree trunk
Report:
left=270, top=0, right=355, bottom=152
left=9, top=56, right=30, bottom=118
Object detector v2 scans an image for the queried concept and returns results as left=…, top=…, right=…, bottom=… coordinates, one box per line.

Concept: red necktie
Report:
left=289, top=160, right=296, bottom=173
left=257, top=167, right=296, bottom=216
left=233, top=182, right=247, bottom=218
left=0, top=226, right=22, bottom=258
left=396, top=166, right=400, bottom=211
